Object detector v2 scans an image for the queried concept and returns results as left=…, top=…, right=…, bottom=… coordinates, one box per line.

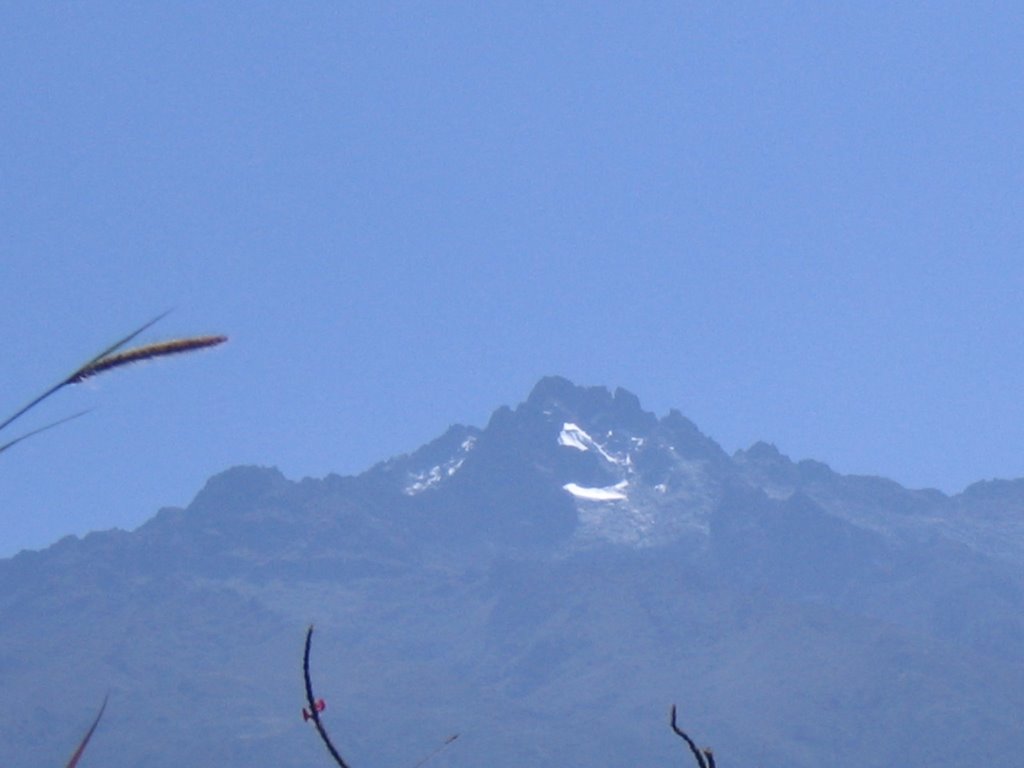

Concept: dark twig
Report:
left=65, top=693, right=108, bottom=768
left=670, top=704, right=709, bottom=768
left=411, top=733, right=459, bottom=768
left=303, top=625, right=352, bottom=768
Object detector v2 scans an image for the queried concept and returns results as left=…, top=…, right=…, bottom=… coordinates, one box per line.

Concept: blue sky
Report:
left=2, top=3, right=1024, bottom=557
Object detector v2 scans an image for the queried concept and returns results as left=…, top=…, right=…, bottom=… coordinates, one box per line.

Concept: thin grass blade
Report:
left=0, top=410, right=91, bottom=455
left=0, top=310, right=172, bottom=436
left=411, top=733, right=460, bottom=768
left=65, top=693, right=108, bottom=768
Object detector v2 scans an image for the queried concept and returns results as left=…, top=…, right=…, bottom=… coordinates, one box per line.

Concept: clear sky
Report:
left=2, top=3, right=1023, bottom=557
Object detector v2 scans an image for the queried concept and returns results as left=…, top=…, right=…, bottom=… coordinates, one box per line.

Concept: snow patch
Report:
left=558, top=423, right=591, bottom=452
left=563, top=480, right=629, bottom=502
left=557, top=423, right=630, bottom=467
left=406, top=461, right=466, bottom=494
left=404, top=436, right=476, bottom=495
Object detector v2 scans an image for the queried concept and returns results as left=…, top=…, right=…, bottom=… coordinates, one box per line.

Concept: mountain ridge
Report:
left=2, top=375, right=1024, bottom=767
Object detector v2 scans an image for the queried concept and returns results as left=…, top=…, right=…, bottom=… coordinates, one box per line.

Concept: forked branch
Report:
left=670, top=704, right=715, bottom=768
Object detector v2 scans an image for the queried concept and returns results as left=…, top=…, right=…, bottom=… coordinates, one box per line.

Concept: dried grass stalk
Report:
left=0, top=312, right=226, bottom=454
left=66, top=335, right=228, bottom=384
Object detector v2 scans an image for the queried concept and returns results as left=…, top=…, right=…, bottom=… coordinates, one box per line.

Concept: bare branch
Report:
left=303, top=625, right=352, bottom=768
left=669, top=704, right=709, bottom=768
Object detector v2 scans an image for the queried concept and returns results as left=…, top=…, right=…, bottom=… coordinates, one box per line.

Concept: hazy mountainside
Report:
left=2, top=376, right=1024, bottom=767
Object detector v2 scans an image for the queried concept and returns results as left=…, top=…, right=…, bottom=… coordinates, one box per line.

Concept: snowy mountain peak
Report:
left=352, top=377, right=1024, bottom=561
left=9, top=378, right=1024, bottom=768
left=6, top=376, right=1024, bottom=768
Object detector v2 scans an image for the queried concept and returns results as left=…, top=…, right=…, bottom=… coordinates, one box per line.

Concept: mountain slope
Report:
left=2, top=376, right=1023, bottom=767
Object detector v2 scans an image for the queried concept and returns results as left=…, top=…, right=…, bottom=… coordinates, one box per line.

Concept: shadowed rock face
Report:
left=2, top=377, right=1024, bottom=768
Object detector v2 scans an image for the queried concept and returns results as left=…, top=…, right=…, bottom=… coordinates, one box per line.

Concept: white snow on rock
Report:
left=555, top=420, right=717, bottom=547
left=558, top=423, right=591, bottom=452
left=404, top=435, right=477, bottom=495
left=563, top=480, right=629, bottom=502
left=405, top=458, right=468, bottom=494
left=557, top=423, right=630, bottom=466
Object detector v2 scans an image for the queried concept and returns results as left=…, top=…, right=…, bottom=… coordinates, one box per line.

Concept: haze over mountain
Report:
left=2, top=377, right=1023, bottom=767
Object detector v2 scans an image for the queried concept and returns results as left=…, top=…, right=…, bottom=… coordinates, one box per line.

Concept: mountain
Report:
left=2, top=376, right=1024, bottom=767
